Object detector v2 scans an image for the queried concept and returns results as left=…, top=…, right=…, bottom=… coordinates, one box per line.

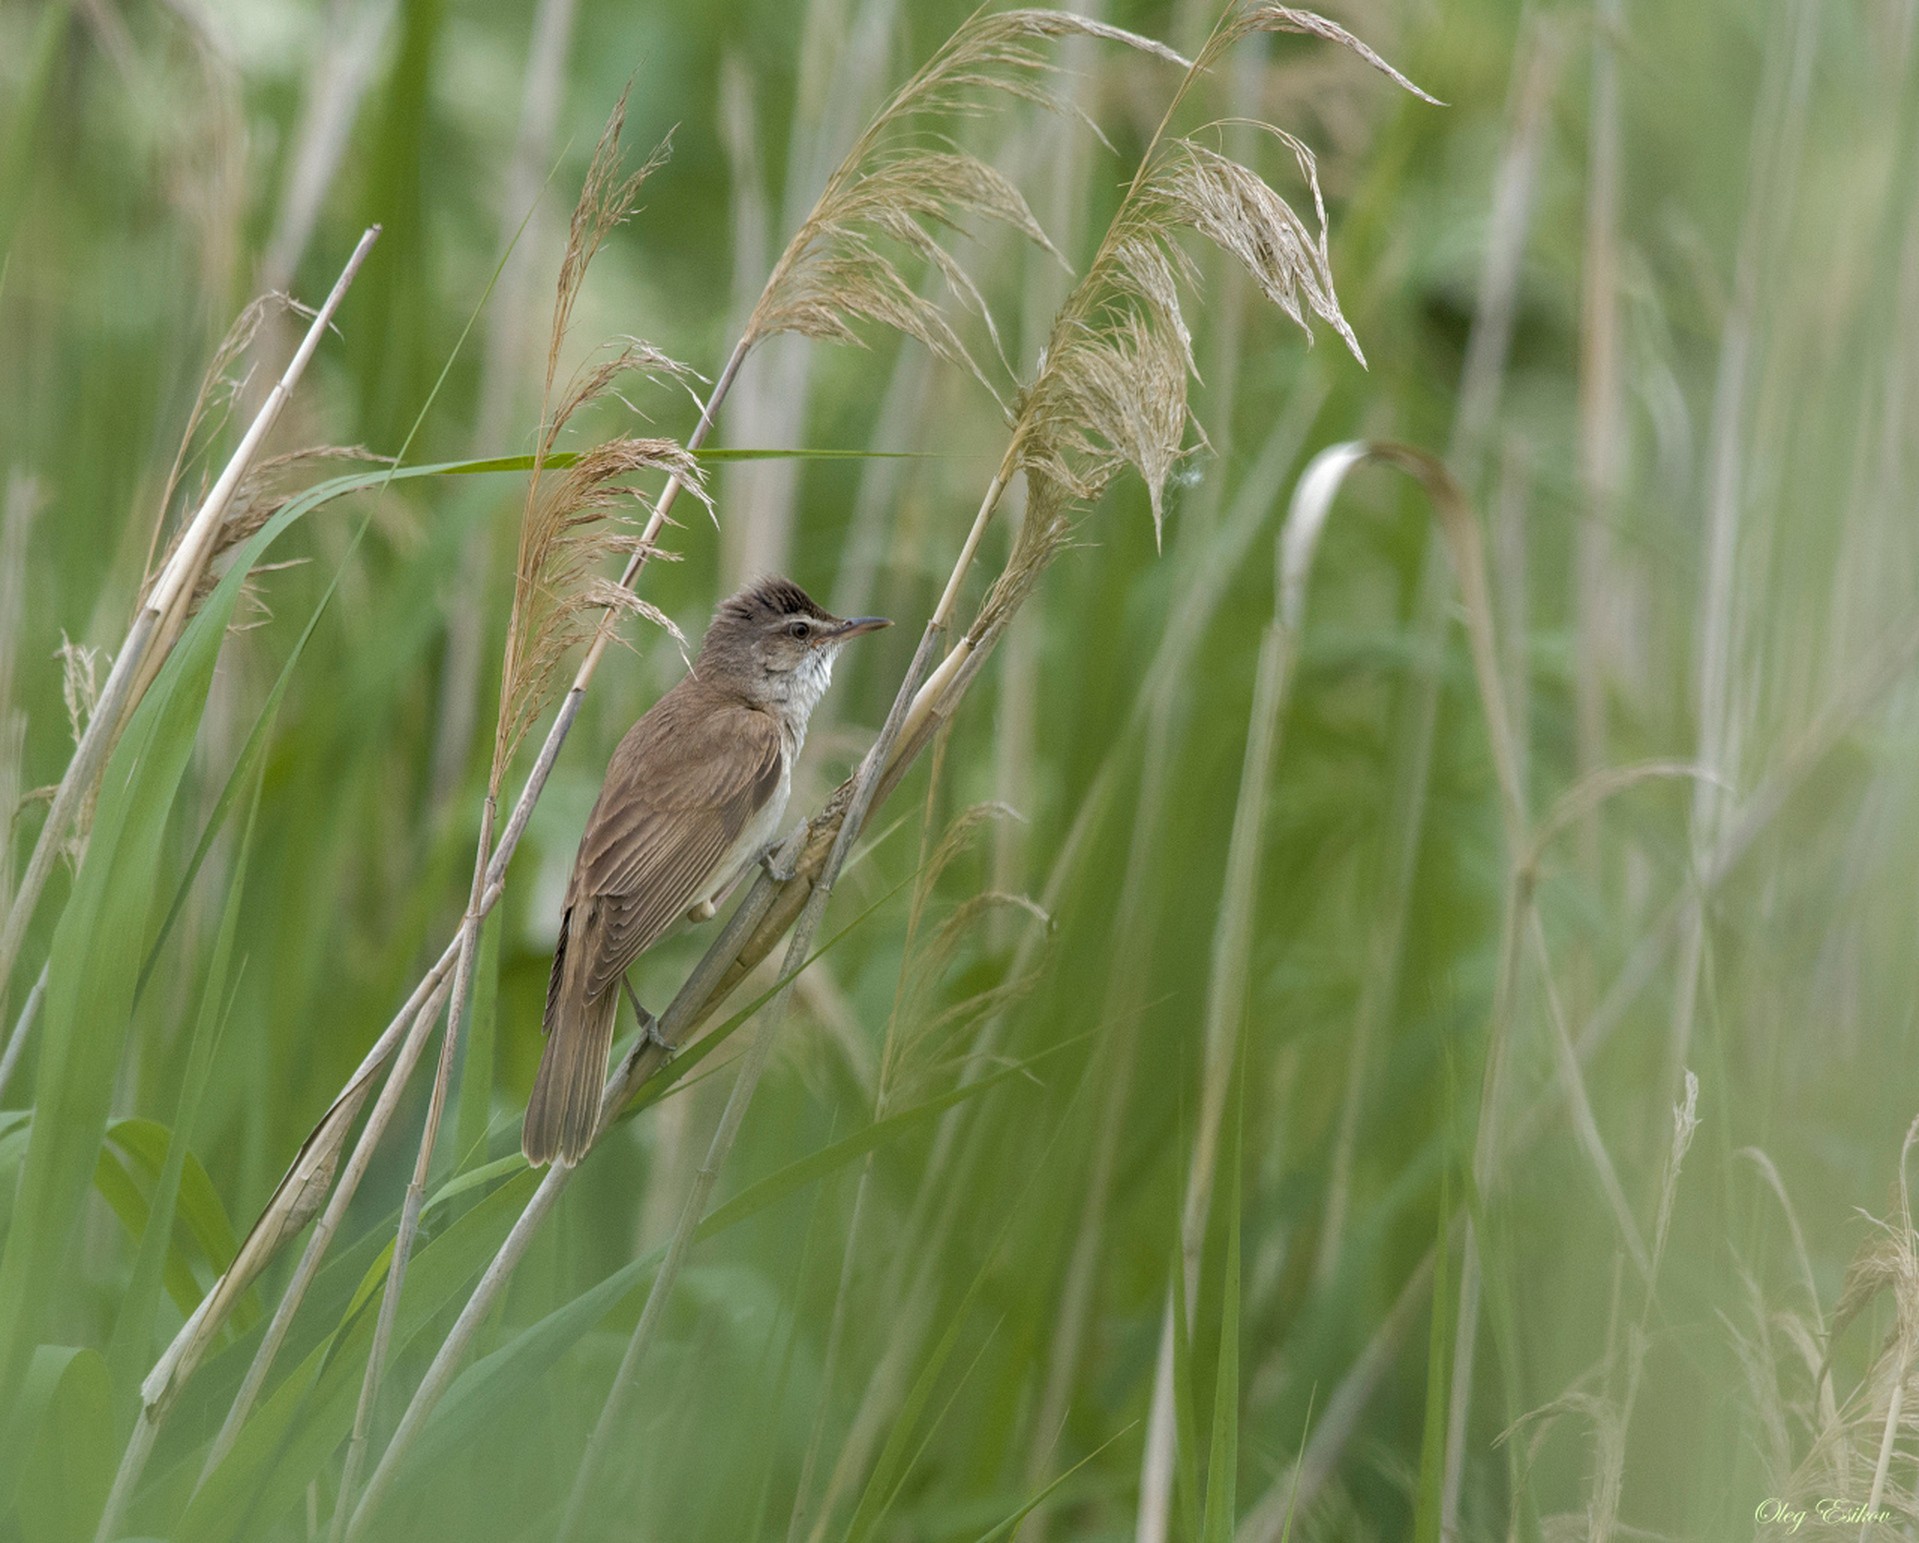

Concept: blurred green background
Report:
left=4, top=0, right=1919, bottom=1538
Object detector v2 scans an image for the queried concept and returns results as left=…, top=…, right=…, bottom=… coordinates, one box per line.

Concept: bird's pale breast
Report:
left=700, top=724, right=795, bottom=906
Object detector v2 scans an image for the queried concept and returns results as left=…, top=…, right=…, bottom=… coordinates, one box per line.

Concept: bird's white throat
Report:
left=765, top=644, right=839, bottom=750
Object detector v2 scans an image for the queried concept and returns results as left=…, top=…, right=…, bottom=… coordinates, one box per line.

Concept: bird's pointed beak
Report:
left=832, top=615, right=892, bottom=639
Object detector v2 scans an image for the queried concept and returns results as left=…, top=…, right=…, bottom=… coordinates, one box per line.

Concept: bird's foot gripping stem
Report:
left=758, top=827, right=804, bottom=885
left=621, top=975, right=674, bottom=1060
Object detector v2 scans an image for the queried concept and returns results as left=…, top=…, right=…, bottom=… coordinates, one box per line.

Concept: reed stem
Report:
left=0, top=227, right=380, bottom=1005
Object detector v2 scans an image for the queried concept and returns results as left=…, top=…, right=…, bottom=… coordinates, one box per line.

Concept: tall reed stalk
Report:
left=0, top=227, right=380, bottom=1013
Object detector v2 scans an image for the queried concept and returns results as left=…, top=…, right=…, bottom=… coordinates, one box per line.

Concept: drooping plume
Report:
left=492, top=92, right=709, bottom=784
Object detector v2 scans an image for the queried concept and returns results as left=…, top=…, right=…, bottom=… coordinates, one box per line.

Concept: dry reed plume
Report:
left=492, top=103, right=706, bottom=782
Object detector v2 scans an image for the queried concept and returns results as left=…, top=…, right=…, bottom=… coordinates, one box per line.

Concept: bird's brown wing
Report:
left=568, top=688, right=785, bottom=1002
left=527, top=686, right=784, bottom=1165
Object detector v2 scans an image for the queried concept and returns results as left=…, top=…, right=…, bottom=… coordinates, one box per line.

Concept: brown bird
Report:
left=523, top=576, right=891, bottom=1166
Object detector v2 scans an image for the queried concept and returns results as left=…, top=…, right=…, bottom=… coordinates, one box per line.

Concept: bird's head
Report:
left=698, top=576, right=890, bottom=713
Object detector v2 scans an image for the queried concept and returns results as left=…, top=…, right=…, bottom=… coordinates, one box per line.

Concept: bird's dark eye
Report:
left=787, top=619, right=812, bottom=640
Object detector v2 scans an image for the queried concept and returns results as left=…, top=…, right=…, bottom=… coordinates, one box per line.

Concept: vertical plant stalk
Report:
left=427, top=0, right=582, bottom=805
left=1136, top=576, right=1294, bottom=1543
left=1263, top=444, right=1524, bottom=1543
left=332, top=791, right=497, bottom=1535
left=1024, top=661, right=1177, bottom=1511
left=1573, top=0, right=1624, bottom=889
left=0, top=474, right=39, bottom=1074
left=1583, top=1071, right=1698, bottom=1536
left=1666, top=0, right=1817, bottom=1097
left=259, top=0, right=397, bottom=296
left=0, top=961, right=45, bottom=1100
left=1135, top=408, right=1395, bottom=1540
left=714, top=0, right=844, bottom=588
left=0, top=226, right=381, bottom=1006
left=1313, top=17, right=1560, bottom=1295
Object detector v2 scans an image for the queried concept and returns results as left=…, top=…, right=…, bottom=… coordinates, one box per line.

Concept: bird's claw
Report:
left=621, top=976, right=675, bottom=1060
left=759, top=839, right=800, bottom=885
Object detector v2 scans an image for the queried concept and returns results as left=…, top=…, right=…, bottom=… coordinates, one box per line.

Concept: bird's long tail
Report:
left=523, top=903, right=618, bottom=1166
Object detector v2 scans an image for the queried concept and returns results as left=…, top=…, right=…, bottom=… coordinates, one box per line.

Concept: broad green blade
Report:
left=0, top=501, right=292, bottom=1411
left=11, top=1345, right=112, bottom=1543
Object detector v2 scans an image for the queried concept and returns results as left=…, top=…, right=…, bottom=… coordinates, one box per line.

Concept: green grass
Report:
left=4, top=1, right=1919, bottom=1540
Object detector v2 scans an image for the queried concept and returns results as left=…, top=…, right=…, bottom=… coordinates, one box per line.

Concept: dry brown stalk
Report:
left=0, top=226, right=381, bottom=1012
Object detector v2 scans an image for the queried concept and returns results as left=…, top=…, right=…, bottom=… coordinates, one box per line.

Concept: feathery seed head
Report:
left=492, top=96, right=706, bottom=785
